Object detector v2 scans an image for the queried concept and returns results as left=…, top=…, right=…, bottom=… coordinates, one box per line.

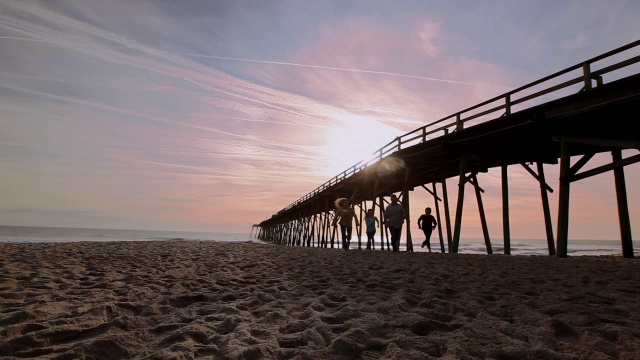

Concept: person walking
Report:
left=364, top=209, right=379, bottom=250
left=384, top=194, right=405, bottom=252
left=417, top=207, right=437, bottom=252
left=332, top=198, right=359, bottom=250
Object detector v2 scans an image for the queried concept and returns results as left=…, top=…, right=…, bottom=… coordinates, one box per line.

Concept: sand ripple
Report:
left=1, top=241, right=639, bottom=359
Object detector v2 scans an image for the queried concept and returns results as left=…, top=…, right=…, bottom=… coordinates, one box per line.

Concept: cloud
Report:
left=0, top=0, right=638, bottom=238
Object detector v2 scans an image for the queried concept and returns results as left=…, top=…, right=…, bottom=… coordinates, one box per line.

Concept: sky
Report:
left=1, top=0, right=639, bottom=241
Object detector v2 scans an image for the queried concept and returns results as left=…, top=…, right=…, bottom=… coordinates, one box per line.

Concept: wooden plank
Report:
left=553, top=136, right=640, bottom=149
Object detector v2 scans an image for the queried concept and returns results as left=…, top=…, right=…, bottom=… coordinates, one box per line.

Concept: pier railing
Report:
left=278, top=39, right=640, bottom=213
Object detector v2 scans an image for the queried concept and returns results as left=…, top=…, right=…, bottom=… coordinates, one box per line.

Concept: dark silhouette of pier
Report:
left=252, top=40, right=640, bottom=258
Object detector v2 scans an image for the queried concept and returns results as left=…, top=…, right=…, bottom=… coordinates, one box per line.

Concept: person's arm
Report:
left=332, top=211, right=340, bottom=227
left=417, top=215, right=423, bottom=229
left=432, top=216, right=437, bottom=230
left=375, top=217, right=380, bottom=228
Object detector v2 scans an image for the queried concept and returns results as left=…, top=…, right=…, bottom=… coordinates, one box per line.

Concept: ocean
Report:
left=0, top=225, right=253, bottom=244
left=0, top=226, right=635, bottom=257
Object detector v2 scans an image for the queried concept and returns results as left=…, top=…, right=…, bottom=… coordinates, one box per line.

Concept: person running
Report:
left=384, top=194, right=405, bottom=252
left=332, top=198, right=360, bottom=250
left=417, top=207, right=437, bottom=252
left=364, top=209, right=379, bottom=250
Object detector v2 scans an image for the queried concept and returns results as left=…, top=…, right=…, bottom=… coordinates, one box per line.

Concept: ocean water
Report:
left=0, top=226, right=253, bottom=244
left=0, top=226, right=635, bottom=257
left=364, top=236, right=637, bottom=256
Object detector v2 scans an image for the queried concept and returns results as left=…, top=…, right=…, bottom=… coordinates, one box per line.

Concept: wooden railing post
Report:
left=456, top=114, right=463, bottom=131
left=582, top=62, right=593, bottom=90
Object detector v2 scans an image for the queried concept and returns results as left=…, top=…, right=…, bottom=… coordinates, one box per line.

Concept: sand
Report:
left=0, top=241, right=639, bottom=360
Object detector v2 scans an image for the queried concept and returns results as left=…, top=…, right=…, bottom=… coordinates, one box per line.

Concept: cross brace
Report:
left=421, top=184, right=442, bottom=201
left=570, top=153, right=640, bottom=182
left=520, top=162, right=554, bottom=192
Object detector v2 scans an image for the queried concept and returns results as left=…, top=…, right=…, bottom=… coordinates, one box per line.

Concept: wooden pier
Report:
left=254, top=40, right=640, bottom=258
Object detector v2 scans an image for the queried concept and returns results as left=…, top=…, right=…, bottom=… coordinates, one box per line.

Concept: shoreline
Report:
left=1, top=240, right=639, bottom=359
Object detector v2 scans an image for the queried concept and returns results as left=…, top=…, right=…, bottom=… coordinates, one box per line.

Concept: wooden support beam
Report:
left=452, top=157, right=467, bottom=253
left=320, top=211, right=327, bottom=248
left=520, top=162, right=554, bottom=192
left=570, top=153, right=640, bottom=182
left=432, top=182, right=446, bottom=253
left=556, top=142, right=571, bottom=258
left=552, top=136, right=640, bottom=149
left=568, top=153, right=595, bottom=177
left=330, top=221, right=337, bottom=248
left=467, top=175, right=484, bottom=193
left=421, top=184, right=442, bottom=202
left=441, top=176, right=453, bottom=252
left=380, top=196, right=391, bottom=251
left=473, top=175, right=493, bottom=254
left=461, top=173, right=474, bottom=186
left=378, top=196, right=385, bottom=250
left=403, top=166, right=413, bottom=252
left=501, top=165, right=511, bottom=255
left=310, top=213, right=317, bottom=247
left=612, top=150, right=634, bottom=258
left=357, top=202, right=364, bottom=250
left=537, top=162, right=556, bottom=256
left=371, top=175, right=379, bottom=213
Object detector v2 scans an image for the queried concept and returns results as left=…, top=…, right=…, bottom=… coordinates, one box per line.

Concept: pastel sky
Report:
left=1, top=0, right=639, bottom=240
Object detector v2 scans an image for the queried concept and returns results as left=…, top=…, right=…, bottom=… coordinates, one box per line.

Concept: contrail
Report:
left=0, top=35, right=510, bottom=88
left=177, top=52, right=510, bottom=88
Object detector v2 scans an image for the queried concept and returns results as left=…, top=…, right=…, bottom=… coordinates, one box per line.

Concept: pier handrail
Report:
left=276, top=39, right=640, bottom=214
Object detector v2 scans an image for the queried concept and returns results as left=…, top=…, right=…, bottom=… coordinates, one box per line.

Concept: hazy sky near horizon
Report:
left=1, top=0, right=639, bottom=240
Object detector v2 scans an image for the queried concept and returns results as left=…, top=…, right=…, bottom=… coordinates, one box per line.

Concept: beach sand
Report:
left=1, top=241, right=639, bottom=359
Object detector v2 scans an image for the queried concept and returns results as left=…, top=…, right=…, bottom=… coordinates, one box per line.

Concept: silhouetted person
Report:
left=417, top=207, right=437, bottom=252
left=364, top=209, right=379, bottom=250
left=332, top=198, right=359, bottom=250
left=384, top=194, right=405, bottom=252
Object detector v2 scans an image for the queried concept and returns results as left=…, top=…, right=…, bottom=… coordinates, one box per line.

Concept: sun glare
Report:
left=319, top=113, right=404, bottom=177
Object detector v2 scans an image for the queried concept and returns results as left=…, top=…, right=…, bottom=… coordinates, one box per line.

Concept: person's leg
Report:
left=340, top=224, right=348, bottom=249
left=391, top=226, right=401, bottom=252
left=424, top=229, right=432, bottom=252
left=397, top=225, right=403, bottom=252
left=366, top=232, right=372, bottom=250
left=346, top=226, right=352, bottom=249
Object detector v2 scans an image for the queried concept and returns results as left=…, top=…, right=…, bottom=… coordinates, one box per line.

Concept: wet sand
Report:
left=1, top=240, right=639, bottom=359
